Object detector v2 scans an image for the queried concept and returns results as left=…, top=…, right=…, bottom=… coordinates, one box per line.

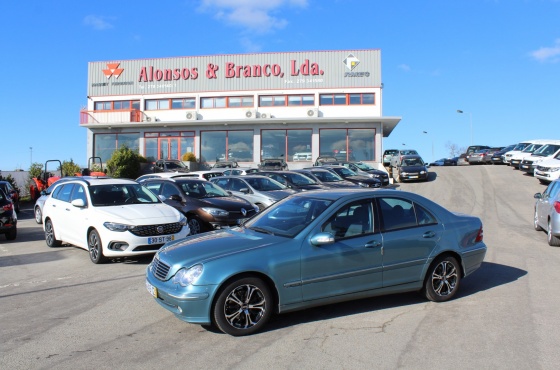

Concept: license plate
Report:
left=146, top=280, right=158, bottom=298
left=148, top=235, right=174, bottom=244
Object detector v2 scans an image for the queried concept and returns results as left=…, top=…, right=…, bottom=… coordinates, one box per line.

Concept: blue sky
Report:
left=1, top=0, right=559, bottom=170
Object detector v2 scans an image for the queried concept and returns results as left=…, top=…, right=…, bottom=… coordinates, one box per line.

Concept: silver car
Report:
left=534, top=179, right=560, bottom=246
left=210, top=175, right=297, bottom=210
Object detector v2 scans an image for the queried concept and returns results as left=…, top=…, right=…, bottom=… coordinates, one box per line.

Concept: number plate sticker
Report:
left=147, top=235, right=174, bottom=244
left=146, top=281, right=158, bottom=298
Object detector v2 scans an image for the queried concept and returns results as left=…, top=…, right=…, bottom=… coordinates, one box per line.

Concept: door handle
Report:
left=423, top=231, right=436, bottom=238
left=365, top=240, right=382, bottom=248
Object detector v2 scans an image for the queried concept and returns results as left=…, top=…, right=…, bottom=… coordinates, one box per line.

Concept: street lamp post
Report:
left=457, top=110, right=473, bottom=145
left=423, top=131, right=434, bottom=162
left=29, top=147, right=33, bottom=166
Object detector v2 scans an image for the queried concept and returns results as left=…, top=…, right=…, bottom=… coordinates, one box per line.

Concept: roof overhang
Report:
left=82, top=116, right=401, bottom=137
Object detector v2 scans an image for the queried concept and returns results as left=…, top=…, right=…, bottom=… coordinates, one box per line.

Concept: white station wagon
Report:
left=42, top=177, right=190, bottom=264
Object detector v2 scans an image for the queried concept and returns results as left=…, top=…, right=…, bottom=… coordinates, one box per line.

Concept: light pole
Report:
left=29, top=147, right=33, bottom=166
left=423, top=131, right=434, bottom=161
left=457, top=110, right=473, bottom=145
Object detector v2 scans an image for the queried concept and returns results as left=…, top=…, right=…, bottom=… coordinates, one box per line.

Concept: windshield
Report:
left=244, top=196, right=333, bottom=237
left=513, top=143, right=530, bottom=151
left=90, top=184, right=160, bottom=206
left=165, top=161, right=187, bottom=169
left=332, top=167, right=356, bottom=176
left=245, top=177, right=287, bottom=191
left=533, top=144, right=560, bottom=156
left=312, top=170, right=344, bottom=182
left=285, top=172, right=317, bottom=185
left=522, top=144, right=543, bottom=153
left=355, top=162, right=374, bottom=170
left=402, top=157, right=425, bottom=166
left=180, top=181, right=229, bottom=198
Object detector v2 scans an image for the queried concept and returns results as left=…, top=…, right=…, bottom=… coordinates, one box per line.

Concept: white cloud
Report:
left=198, top=0, right=308, bottom=33
left=529, top=39, right=560, bottom=63
left=83, top=15, right=114, bottom=30
left=398, top=64, right=411, bottom=72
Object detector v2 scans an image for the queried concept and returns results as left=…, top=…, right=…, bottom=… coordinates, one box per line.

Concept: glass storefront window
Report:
left=319, top=129, right=375, bottom=161
left=201, top=131, right=253, bottom=163
left=261, top=129, right=312, bottom=161
left=94, top=133, right=140, bottom=163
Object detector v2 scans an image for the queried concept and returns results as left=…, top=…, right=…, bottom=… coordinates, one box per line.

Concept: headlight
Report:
left=103, top=222, right=135, bottom=232
left=551, top=167, right=560, bottom=172
left=172, top=264, right=203, bottom=286
left=420, top=171, right=426, bottom=174
left=357, top=182, right=368, bottom=188
left=401, top=172, right=408, bottom=176
left=201, top=207, right=229, bottom=217
left=179, top=215, right=187, bottom=226
left=253, top=205, right=260, bottom=212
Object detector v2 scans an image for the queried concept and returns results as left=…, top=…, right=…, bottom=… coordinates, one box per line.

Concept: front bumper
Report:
left=146, top=266, right=215, bottom=325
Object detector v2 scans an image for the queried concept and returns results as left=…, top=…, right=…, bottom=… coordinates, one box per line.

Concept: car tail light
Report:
left=475, top=226, right=484, bottom=242
left=3, top=203, right=13, bottom=211
left=554, top=201, right=560, bottom=214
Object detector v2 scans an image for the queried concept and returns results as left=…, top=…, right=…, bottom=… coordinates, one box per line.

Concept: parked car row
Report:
left=0, top=187, right=17, bottom=240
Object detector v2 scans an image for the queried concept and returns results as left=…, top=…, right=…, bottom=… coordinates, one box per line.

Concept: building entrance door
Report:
left=158, top=138, right=179, bottom=160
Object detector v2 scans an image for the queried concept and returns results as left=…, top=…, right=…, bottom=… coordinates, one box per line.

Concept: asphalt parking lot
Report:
left=1, top=165, right=559, bottom=369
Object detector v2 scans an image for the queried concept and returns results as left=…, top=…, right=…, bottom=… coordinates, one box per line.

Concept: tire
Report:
left=188, top=216, right=206, bottom=235
left=45, top=219, right=62, bottom=247
left=88, top=229, right=107, bottom=264
left=6, top=228, right=17, bottom=240
left=212, top=277, right=273, bottom=336
left=534, top=209, right=543, bottom=231
left=547, top=219, right=560, bottom=247
left=423, top=255, right=461, bottom=302
left=35, top=206, right=43, bottom=224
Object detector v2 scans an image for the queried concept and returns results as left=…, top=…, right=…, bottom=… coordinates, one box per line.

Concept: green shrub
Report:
left=62, top=159, right=82, bottom=176
left=106, top=146, right=147, bottom=179
left=182, top=152, right=197, bottom=162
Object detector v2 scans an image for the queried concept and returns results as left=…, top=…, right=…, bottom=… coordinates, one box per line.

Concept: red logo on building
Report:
left=102, top=63, right=124, bottom=79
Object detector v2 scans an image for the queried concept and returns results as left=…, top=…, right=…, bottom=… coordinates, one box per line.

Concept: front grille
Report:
left=537, top=165, right=550, bottom=171
left=151, top=256, right=171, bottom=280
left=229, top=209, right=257, bottom=219
left=130, top=222, right=183, bottom=237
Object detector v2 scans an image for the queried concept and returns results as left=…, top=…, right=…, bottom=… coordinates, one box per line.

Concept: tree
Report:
left=106, top=145, right=147, bottom=179
left=62, top=159, right=81, bottom=177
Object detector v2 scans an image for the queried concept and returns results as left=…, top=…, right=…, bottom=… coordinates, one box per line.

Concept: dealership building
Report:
left=81, top=49, right=401, bottom=169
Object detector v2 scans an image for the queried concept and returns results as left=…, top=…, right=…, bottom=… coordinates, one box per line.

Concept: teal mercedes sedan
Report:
left=146, top=189, right=486, bottom=336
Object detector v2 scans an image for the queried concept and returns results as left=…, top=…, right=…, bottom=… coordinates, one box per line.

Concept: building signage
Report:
left=88, top=50, right=380, bottom=96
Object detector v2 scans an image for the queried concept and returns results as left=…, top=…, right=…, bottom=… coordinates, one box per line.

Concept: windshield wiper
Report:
left=249, top=227, right=275, bottom=235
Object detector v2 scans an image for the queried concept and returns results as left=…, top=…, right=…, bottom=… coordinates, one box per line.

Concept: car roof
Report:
left=60, top=177, right=137, bottom=186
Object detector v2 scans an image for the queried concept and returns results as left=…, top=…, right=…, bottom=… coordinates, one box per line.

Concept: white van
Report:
left=503, top=140, right=539, bottom=165
left=519, top=141, right=560, bottom=175
left=506, top=140, right=551, bottom=168
left=534, top=152, right=560, bottom=184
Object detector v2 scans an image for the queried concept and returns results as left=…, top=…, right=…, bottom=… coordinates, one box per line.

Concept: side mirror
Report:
left=239, top=187, right=250, bottom=194
left=169, top=194, right=182, bottom=202
left=534, top=193, right=542, bottom=199
left=71, top=198, right=86, bottom=208
left=310, top=232, right=335, bottom=246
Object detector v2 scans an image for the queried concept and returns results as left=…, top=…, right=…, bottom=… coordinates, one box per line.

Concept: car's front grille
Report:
left=229, top=208, right=257, bottom=219
left=151, top=256, right=171, bottom=280
left=130, top=222, right=183, bottom=237
left=537, top=165, right=551, bottom=171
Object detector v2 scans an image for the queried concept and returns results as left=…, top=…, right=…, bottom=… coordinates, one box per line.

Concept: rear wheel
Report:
left=45, top=219, right=62, bottom=247
left=424, top=256, right=461, bottom=302
left=548, top=219, right=560, bottom=247
left=6, top=228, right=17, bottom=240
left=88, top=229, right=107, bottom=264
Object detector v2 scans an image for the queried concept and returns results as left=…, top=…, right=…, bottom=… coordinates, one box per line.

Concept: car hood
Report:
left=95, top=204, right=180, bottom=225
left=536, top=158, right=560, bottom=167
left=258, top=189, right=297, bottom=199
left=400, top=165, right=427, bottom=172
left=344, top=175, right=378, bottom=182
left=156, top=228, right=281, bottom=270
left=321, top=180, right=359, bottom=188
left=197, top=196, right=253, bottom=210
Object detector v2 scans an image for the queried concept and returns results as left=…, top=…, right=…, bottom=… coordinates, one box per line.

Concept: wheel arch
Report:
left=426, top=251, right=465, bottom=279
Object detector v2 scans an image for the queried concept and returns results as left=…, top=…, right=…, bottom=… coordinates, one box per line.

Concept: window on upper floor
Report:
left=319, top=93, right=375, bottom=106
left=259, top=94, right=314, bottom=107
left=200, top=96, right=253, bottom=109
left=94, top=100, right=140, bottom=111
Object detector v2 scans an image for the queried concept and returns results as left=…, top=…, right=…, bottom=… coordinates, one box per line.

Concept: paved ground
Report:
left=1, top=165, right=559, bottom=369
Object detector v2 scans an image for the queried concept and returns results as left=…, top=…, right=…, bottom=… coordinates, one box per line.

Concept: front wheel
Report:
left=212, top=277, right=273, bottom=336
left=424, top=256, right=461, bottom=302
left=88, top=229, right=107, bottom=264
left=188, top=216, right=206, bottom=235
left=35, top=206, right=43, bottom=224
left=45, top=219, right=62, bottom=247
left=534, top=209, right=543, bottom=231
left=548, top=219, right=560, bottom=247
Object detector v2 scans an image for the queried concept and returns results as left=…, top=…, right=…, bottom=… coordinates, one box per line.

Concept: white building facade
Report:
left=81, top=49, right=400, bottom=169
